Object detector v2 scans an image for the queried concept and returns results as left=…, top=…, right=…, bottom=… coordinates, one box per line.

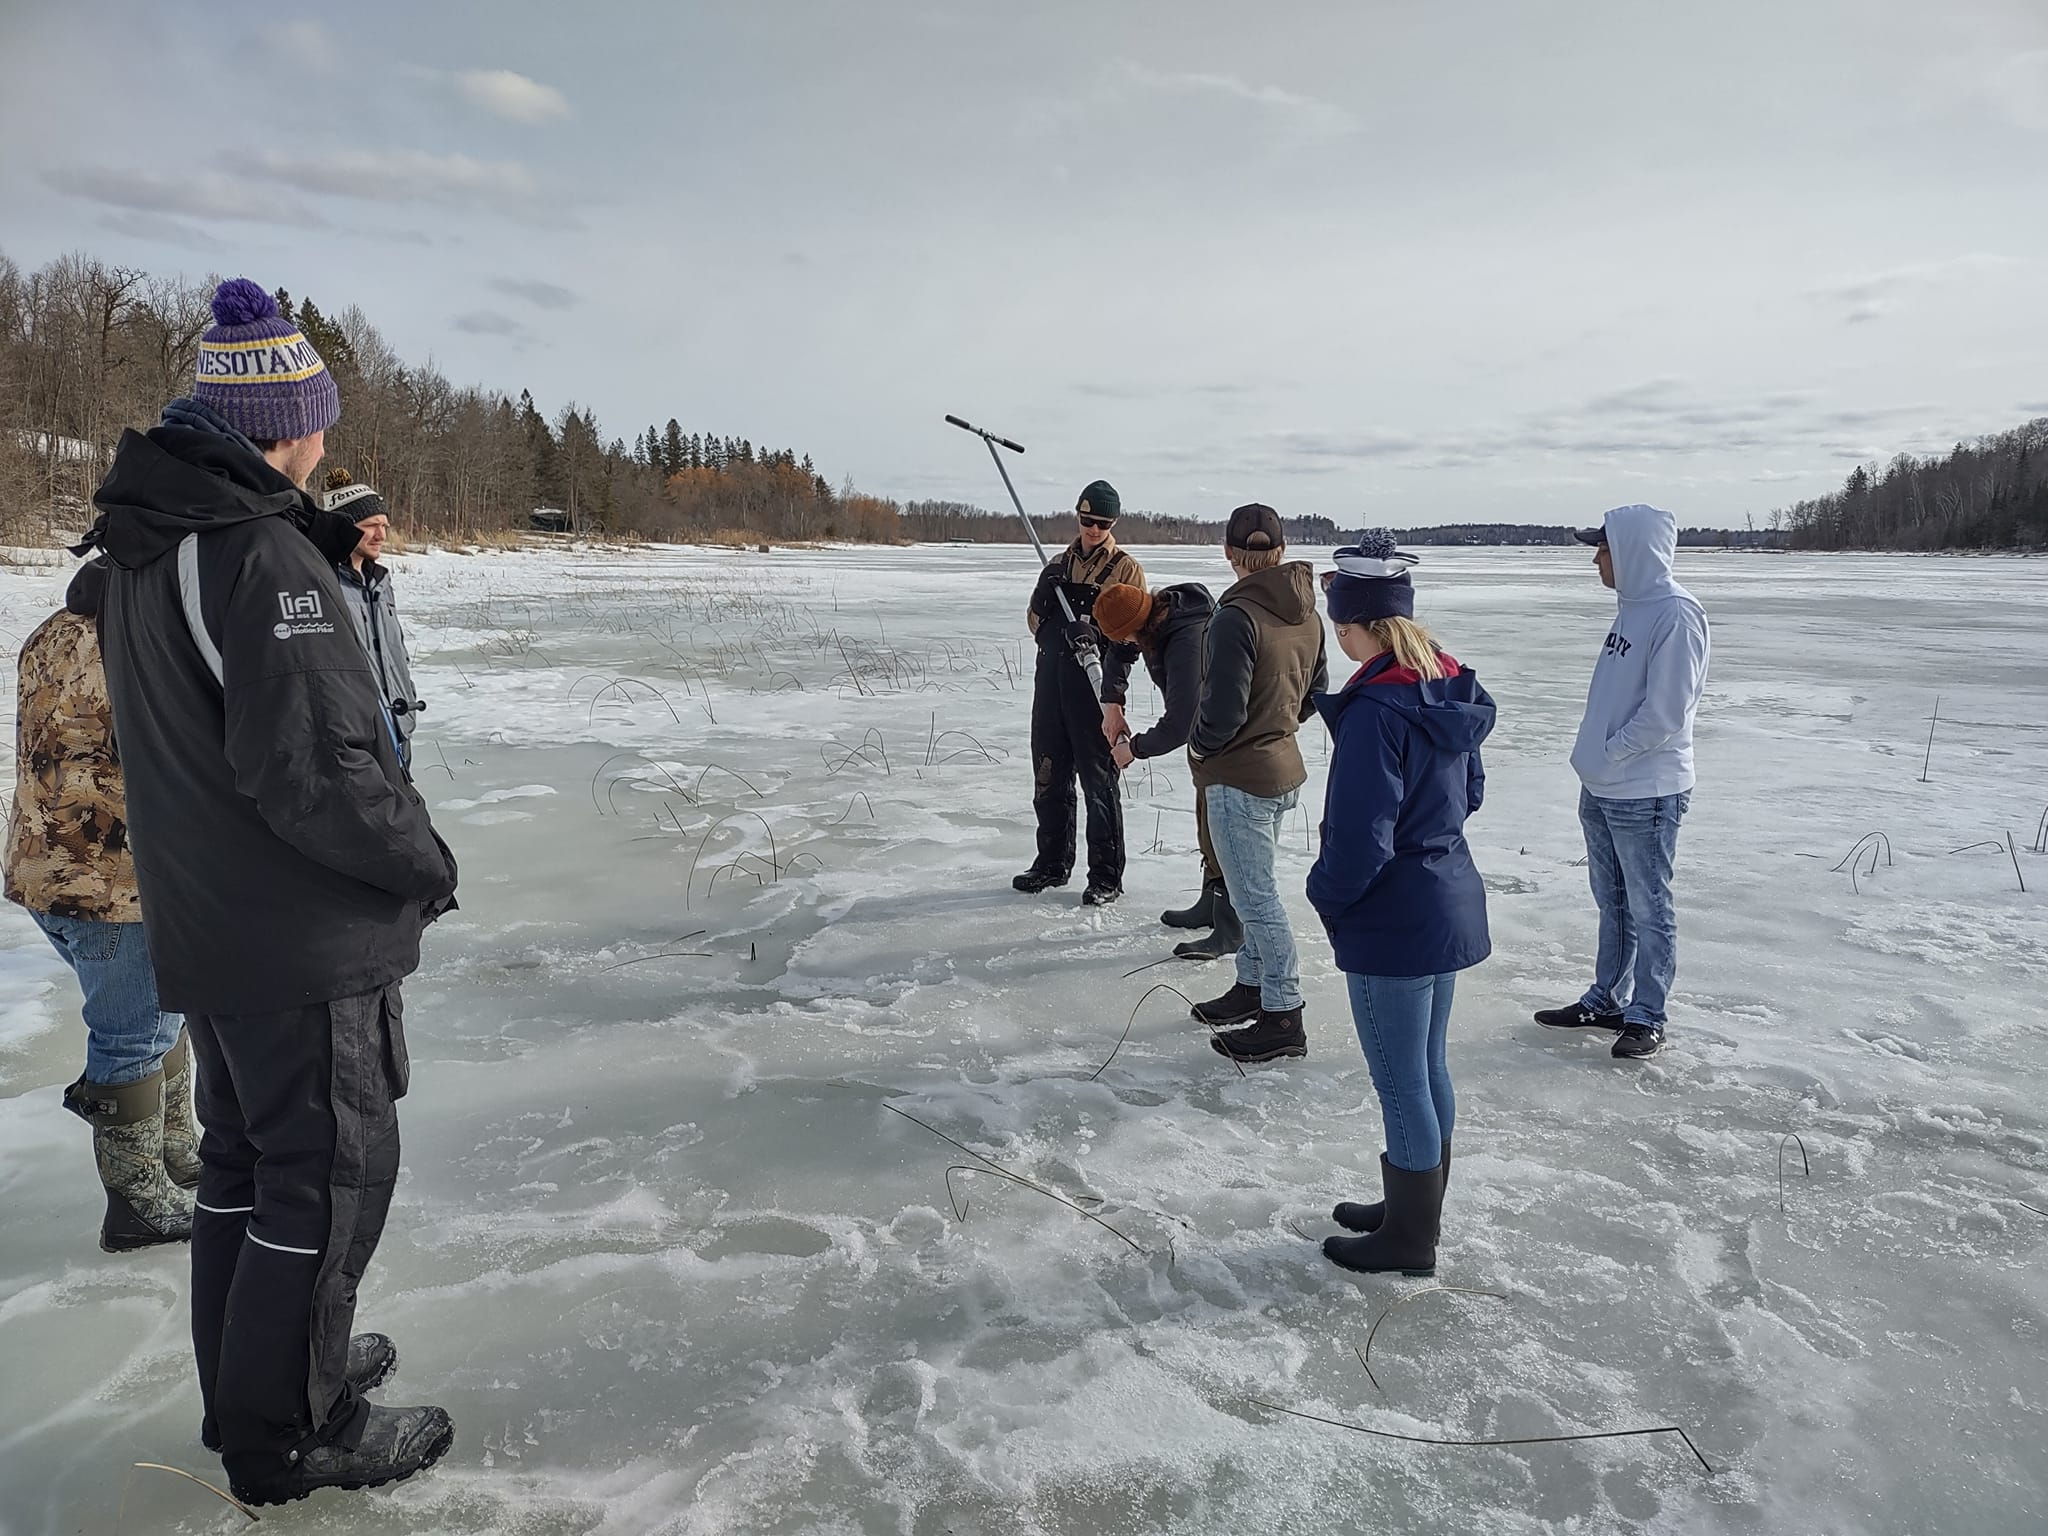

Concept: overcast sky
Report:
left=3, top=0, right=2044, bottom=527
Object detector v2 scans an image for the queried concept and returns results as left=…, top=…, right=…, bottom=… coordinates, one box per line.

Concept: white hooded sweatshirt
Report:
left=1569, top=504, right=1711, bottom=800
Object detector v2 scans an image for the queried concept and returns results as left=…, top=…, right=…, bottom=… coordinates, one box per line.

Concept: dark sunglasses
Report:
left=1076, top=514, right=1115, bottom=530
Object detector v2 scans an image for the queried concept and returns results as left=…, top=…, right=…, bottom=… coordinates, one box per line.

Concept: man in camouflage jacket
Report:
left=4, top=557, right=198, bottom=1251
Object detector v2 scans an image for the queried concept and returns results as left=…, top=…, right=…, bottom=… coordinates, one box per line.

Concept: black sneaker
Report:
left=1081, top=883, right=1122, bottom=907
left=204, top=1334, right=398, bottom=1453
left=1612, top=1024, right=1665, bottom=1059
left=1210, top=1007, right=1307, bottom=1063
left=1190, top=982, right=1262, bottom=1027
left=1011, top=868, right=1069, bottom=894
left=230, top=1403, right=454, bottom=1507
left=1534, top=1003, right=1624, bottom=1031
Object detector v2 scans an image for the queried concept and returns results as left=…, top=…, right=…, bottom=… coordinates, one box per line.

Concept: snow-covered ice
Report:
left=0, top=541, right=2043, bottom=1534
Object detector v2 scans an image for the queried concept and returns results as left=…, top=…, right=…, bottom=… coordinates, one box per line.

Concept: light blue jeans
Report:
left=31, top=913, right=184, bottom=1085
left=1347, top=972, right=1457, bottom=1172
left=1204, top=782, right=1303, bottom=1012
left=1577, top=788, right=1690, bottom=1030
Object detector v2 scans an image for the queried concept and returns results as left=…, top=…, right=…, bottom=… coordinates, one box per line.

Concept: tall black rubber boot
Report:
left=1162, top=879, right=1221, bottom=930
left=1174, top=885, right=1243, bottom=961
left=1322, top=1155, right=1442, bottom=1277
left=1334, top=1138, right=1451, bottom=1235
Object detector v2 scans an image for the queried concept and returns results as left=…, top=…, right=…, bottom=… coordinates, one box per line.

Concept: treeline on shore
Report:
left=0, top=250, right=897, bottom=546
left=1774, top=419, right=2048, bottom=550
left=7, top=250, right=2042, bottom=554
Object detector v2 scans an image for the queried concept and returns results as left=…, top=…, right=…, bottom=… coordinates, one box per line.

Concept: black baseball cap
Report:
left=1226, top=503, right=1285, bottom=551
left=1573, top=524, right=1608, bottom=546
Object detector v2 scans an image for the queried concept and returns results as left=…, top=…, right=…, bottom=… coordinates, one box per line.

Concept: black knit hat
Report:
left=320, top=466, right=387, bottom=522
left=1076, top=480, right=1121, bottom=521
left=1226, top=503, right=1284, bottom=551
left=1324, top=530, right=1419, bottom=624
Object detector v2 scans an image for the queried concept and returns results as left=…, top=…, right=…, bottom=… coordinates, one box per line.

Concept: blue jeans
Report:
left=1205, top=782, right=1302, bottom=1011
left=1577, top=788, right=1690, bottom=1030
left=1347, top=972, right=1456, bottom=1171
left=31, top=913, right=184, bottom=1085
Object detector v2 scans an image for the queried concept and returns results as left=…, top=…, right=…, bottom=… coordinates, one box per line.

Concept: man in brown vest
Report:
left=1186, top=505, right=1327, bottom=1062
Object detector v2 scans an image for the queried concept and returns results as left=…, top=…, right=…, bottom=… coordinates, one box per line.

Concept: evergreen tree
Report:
left=663, top=418, right=685, bottom=478
left=519, top=388, right=560, bottom=507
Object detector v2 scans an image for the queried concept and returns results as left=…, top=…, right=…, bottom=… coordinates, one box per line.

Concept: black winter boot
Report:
left=204, top=1334, right=399, bottom=1453
left=1174, top=885, right=1244, bottom=961
left=1334, top=1138, right=1451, bottom=1234
left=1012, top=866, right=1069, bottom=894
left=1190, top=982, right=1262, bottom=1028
left=1161, top=880, right=1221, bottom=930
left=1324, top=1156, right=1442, bottom=1277
left=229, top=1403, right=455, bottom=1507
left=1081, top=882, right=1122, bottom=907
left=1210, top=1006, right=1307, bottom=1063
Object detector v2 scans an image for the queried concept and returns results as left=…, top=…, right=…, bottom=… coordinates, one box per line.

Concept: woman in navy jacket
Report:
left=1307, top=535, right=1495, bottom=1277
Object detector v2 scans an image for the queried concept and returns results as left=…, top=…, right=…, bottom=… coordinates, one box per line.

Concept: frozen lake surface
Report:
left=1, top=541, right=2044, bottom=1535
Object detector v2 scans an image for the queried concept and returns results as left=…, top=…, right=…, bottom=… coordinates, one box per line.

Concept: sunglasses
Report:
left=1076, top=515, right=1115, bottom=530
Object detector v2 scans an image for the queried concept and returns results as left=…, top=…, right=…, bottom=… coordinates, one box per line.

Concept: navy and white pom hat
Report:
left=1323, top=529, right=1420, bottom=624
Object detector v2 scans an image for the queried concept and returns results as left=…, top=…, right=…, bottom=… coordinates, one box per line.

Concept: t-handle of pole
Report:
left=943, top=414, right=1026, bottom=454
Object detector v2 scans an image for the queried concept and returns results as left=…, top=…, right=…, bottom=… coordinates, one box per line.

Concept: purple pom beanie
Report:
left=192, top=278, right=340, bottom=442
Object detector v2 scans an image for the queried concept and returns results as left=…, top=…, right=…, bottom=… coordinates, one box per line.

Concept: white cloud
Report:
left=1979, top=49, right=2048, bottom=132
left=48, top=166, right=324, bottom=227
left=249, top=150, right=541, bottom=211
left=1806, top=253, right=2025, bottom=322
left=452, top=309, right=531, bottom=339
left=1117, top=63, right=1357, bottom=137
left=491, top=277, right=577, bottom=309
left=454, top=69, right=572, bottom=123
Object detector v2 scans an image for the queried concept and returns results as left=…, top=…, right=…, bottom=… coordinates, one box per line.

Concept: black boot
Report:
left=1334, top=1139, right=1451, bottom=1234
left=1210, top=1006, right=1307, bottom=1063
left=1174, top=886, right=1243, bottom=961
left=228, top=1403, right=455, bottom=1507
left=1012, top=866, right=1069, bottom=894
left=1190, top=982, right=1262, bottom=1027
left=205, top=1334, right=399, bottom=1453
left=1324, top=1156, right=1442, bottom=1276
left=1082, top=882, right=1122, bottom=906
left=1161, top=880, right=1221, bottom=930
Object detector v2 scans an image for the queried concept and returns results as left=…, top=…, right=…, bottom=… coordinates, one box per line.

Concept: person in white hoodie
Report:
left=1535, top=504, right=1710, bottom=1060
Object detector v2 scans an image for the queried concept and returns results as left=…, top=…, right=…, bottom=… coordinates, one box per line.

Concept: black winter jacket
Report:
left=86, top=426, right=457, bottom=1014
left=1128, top=583, right=1214, bottom=759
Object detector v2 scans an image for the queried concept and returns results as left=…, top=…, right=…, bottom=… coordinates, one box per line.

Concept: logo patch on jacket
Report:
left=1602, top=631, right=1632, bottom=659
left=273, top=590, right=336, bottom=639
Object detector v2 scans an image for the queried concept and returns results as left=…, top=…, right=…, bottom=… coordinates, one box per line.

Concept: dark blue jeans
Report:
left=1577, top=788, right=1690, bottom=1029
left=31, top=912, right=184, bottom=1085
left=1346, top=971, right=1456, bottom=1172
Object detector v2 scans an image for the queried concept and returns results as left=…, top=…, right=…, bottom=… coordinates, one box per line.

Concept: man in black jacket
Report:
left=1014, top=481, right=1144, bottom=906
left=78, top=280, right=457, bottom=1507
left=1092, top=581, right=1242, bottom=959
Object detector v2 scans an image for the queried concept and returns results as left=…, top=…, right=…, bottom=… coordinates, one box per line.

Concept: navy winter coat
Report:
left=1306, top=651, right=1495, bottom=977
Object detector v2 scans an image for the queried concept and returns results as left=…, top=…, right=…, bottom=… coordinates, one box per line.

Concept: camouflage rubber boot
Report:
left=159, top=1031, right=202, bottom=1189
left=64, top=1071, right=196, bottom=1253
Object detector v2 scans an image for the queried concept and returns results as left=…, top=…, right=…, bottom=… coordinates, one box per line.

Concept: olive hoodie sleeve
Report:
left=211, top=524, right=455, bottom=902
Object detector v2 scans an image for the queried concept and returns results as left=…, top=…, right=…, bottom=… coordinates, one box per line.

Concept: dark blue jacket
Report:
left=1306, top=652, right=1494, bottom=977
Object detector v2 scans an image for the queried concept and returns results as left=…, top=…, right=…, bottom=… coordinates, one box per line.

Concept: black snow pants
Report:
left=187, top=986, right=408, bottom=1482
left=1028, top=645, right=1125, bottom=889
